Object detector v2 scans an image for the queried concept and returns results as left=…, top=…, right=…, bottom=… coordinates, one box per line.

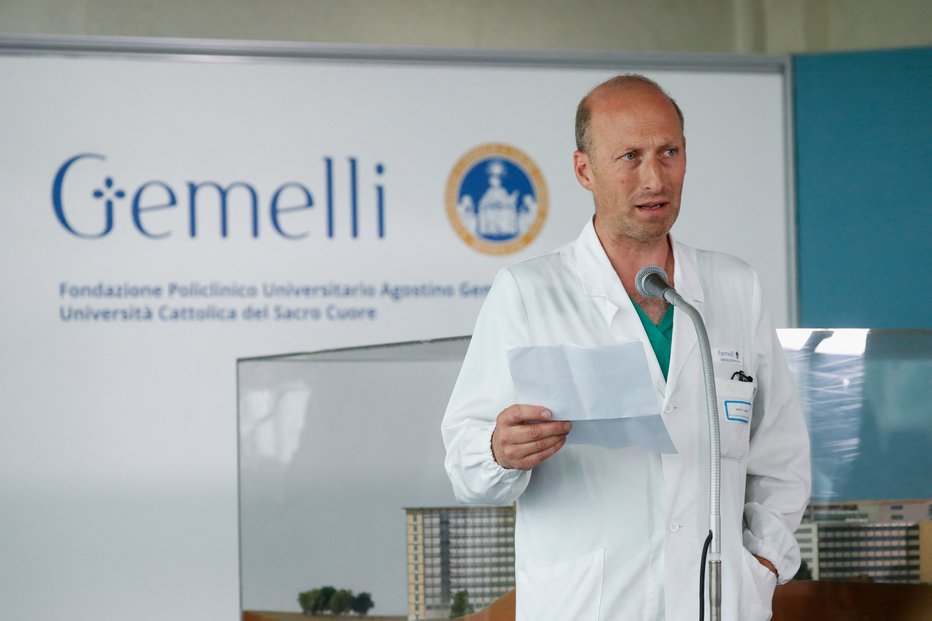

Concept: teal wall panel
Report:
left=794, top=48, right=932, bottom=327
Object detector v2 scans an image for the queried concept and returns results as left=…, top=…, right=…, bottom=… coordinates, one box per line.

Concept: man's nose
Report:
left=640, top=157, right=665, bottom=192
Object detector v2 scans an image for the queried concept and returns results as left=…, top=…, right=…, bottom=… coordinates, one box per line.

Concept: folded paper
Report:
left=507, top=342, right=676, bottom=454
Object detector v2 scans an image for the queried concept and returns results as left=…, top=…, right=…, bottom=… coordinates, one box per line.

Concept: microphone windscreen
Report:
left=635, top=264, right=669, bottom=298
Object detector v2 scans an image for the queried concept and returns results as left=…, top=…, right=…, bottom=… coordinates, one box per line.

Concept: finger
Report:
left=496, top=420, right=571, bottom=458
left=508, top=419, right=572, bottom=445
left=511, top=435, right=568, bottom=470
left=500, top=404, right=553, bottom=426
left=502, top=430, right=570, bottom=464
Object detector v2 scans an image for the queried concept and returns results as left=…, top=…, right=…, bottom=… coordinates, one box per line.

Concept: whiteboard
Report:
left=0, top=35, right=794, bottom=621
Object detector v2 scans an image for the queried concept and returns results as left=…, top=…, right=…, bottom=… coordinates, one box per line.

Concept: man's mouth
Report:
left=636, top=201, right=667, bottom=211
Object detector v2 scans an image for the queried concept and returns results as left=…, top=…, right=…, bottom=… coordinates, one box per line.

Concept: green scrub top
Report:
left=631, top=299, right=674, bottom=380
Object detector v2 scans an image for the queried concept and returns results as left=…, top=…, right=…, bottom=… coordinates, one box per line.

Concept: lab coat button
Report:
left=664, top=404, right=673, bottom=414
left=670, top=521, right=680, bottom=533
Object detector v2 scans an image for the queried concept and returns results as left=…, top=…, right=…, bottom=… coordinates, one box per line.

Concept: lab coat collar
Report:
left=572, top=218, right=705, bottom=308
left=670, top=240, right=704, bottom=308
left=574, top=218, right=627, bottom=307
left=666, top=240, right=704, bottom=399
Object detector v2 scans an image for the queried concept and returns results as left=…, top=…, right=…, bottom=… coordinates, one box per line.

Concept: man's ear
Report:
left=573, top=150, right=594, bottom=191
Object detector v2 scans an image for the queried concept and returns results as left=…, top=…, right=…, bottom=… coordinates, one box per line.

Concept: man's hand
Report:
left=491, top=404, right=572, bottom=470
left=754, top=554, right=778, bottom=577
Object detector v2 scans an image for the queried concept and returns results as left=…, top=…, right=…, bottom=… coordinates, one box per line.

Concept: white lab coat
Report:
left=442, top=221, right=811, bottom=621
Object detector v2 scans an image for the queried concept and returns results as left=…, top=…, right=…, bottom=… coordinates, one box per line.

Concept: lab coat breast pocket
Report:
left=715, top=377, right=756, bottom=461
left=516, top=548, right=604, bottom=621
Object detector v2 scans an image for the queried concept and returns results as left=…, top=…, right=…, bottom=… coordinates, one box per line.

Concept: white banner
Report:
left=0, top=47, right=789, bottom=620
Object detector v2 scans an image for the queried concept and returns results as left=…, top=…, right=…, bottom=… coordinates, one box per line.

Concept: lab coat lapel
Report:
left=666, top=241, right=704, bottom=399
left=574, top=222, right=668, bottom=403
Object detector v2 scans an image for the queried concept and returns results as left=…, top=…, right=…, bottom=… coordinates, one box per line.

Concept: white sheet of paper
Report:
left=507, top=342, right=677, bottom=454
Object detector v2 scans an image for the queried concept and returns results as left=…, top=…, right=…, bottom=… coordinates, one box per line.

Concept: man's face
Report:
left=573, top=86, right=686, bottom=245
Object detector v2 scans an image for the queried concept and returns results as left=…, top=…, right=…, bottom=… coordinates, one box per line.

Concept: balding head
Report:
left=575, top=74, right=684, bottom=154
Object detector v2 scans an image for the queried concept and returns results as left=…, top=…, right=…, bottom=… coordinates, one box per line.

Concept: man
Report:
left=441, top=75, right=810, bottom=620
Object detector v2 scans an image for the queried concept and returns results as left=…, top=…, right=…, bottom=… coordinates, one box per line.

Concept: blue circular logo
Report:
left=446, top=144, right=548, bottom=255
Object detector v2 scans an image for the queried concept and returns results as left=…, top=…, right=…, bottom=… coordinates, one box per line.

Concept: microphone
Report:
left=635, top=265, right=673, bottom=300
left=635, top=265, right=686, bottom=308
left=634, top=263, right=724, bottom=621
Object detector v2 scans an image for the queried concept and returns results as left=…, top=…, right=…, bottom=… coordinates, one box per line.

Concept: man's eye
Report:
left=621, top=152, right=637, bottom=161
left=664, top=148, right=679, bottom=157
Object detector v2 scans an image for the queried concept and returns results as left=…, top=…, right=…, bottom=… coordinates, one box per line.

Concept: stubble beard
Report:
left=601, top=202, right=679, bottom=246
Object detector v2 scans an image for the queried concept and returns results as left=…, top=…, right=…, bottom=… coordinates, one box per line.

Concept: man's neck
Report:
left=594, top=222, right=674, bottom=324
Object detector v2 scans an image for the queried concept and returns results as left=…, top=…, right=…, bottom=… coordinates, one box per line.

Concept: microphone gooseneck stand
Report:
left=635, top=265, right=722, bottom=621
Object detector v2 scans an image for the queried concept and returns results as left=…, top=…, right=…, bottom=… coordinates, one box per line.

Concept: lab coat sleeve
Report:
left=743, top=271, right=812, bottom=583
left=442, top=268, right=532, bottom=505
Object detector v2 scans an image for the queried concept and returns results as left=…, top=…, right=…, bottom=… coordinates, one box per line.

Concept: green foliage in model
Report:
left=329, top=589, right=354, bottom=614
left=296, top=584, right=376, bottom=616
left=351, top=592, right=375, bottom=615
left=298, top=589, right=321, bottom=614
left=449, top=589, right=474, bottom=618
left=318, top=586, right=337, bottom=610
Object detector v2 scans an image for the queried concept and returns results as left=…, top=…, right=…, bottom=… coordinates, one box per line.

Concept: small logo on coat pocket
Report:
left=716, top=348, right=741, bottom=364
